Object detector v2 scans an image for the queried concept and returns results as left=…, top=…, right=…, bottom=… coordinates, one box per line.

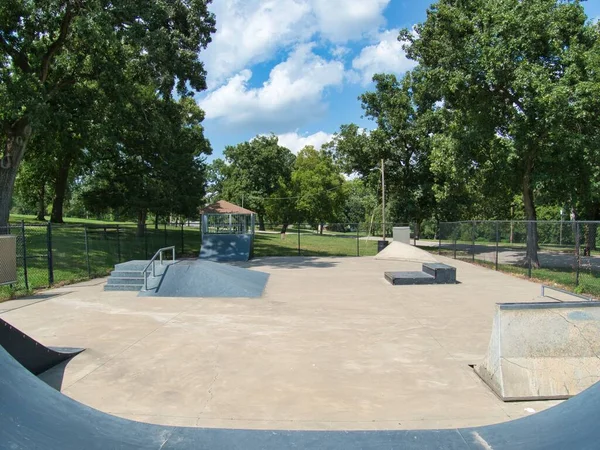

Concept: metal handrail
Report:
left=142, top=246, right=175, bottom=291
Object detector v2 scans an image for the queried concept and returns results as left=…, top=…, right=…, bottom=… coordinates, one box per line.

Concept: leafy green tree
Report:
left=81, top=93, right=211, bottom=236
left=0, top=0, right=216, bottom=227
left=292, top=146, right=346, bottom=233
left=400, top=0, right=597, bottom=266
left=219, top=135, right=295, bottom=230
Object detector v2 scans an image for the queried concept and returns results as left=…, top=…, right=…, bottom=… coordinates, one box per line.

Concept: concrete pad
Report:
left=475, top=302, right=600, bottom=401
left=375, top=241, right=438, bottom=263
left=0, top=255, right=561, bottom=430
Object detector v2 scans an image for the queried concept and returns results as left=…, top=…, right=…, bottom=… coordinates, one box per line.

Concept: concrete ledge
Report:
left=384, top=271, right=435, bottom=285
left=475, top=302, right=600, bottom=401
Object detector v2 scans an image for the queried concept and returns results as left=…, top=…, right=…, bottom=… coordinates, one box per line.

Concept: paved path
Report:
left=0, top=256, right=559, bottom=430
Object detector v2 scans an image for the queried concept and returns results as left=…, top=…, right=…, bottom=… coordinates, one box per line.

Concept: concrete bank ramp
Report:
left=0, top=317, right=83, bottom=375
left=200, top=234, right=253, bottom=262
left=375, top=241, right=438, bottom=263
left=139, top=260, right=269, bottom=298
left=475, top=302, right=600, bottom=401
left=2, top=343, right=600, bottom=449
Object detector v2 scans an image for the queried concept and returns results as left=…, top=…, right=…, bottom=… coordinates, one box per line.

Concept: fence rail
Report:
left=437, top=220, right=599, bottom=296
left=0, top=221, right=411, bottom=300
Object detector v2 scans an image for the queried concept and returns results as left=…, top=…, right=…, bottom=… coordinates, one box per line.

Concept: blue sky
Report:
left=197, top=0, right=600, bottom=161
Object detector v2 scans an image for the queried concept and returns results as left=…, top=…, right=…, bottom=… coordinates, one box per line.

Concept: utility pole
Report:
left=381, top=159, right=386, bottom=241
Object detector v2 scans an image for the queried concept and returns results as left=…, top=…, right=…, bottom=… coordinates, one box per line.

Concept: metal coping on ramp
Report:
left=1, top=344, right=600, bottom=449
left=475, top=301, right=600, bottom=401
left=0, top=318, right=84, bottom=375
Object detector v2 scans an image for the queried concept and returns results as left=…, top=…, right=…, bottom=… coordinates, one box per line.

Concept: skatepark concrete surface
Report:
left=0, top=256, right=563, bottom=431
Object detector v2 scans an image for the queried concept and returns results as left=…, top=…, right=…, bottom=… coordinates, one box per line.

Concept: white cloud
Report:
left=311, top=0, right=390, bottom=42
left=199, top=44, right=345, bottom=128
left=351, top=29, right=417, bottom=85
left=202, top=0, right=390, bottom=87
left=276, top=131, right=335, bottom=154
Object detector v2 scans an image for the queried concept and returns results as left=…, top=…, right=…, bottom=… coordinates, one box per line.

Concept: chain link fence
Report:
left=437, top=220, right=600, bottom=297
left=0, top=221, right=413, bottom=300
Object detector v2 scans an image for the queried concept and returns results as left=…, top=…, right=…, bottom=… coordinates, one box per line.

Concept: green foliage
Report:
left=292, top=146, right=346, bottom=228
left=217, top=135, right=296, bottom=228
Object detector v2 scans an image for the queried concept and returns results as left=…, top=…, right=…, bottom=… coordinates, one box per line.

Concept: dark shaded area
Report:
left=0, top=317, right=83, bottom=375
left=0, top=344, right=599, bottom=449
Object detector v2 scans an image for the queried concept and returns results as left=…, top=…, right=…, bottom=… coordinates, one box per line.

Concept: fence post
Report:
left=164, top=222, right=167, bottom=247
left=438, top=221, right=441, bottom=255
left=144, top=224, right=148, bottom=259
left=21, top=221, right=29, bottom=291
left=575, top=221, right=580, bottom=286
left=47, top=222, right=54, bottom=286
left=472, top=220, right=476, bottom=262
left=297, top=223, right=301, bottom=256
left=453, top=226, right=457, bottom=260
left=84, top=226, right=91, bottom=279
left=116, top=224, right=121, bottom=263
left=356, top=223, right=360, bottom=257
left=527, top=221, right=532, bottom=279
left=495, top=221, right=499, bottom=271
left=181, top=222, right=184, bottom=256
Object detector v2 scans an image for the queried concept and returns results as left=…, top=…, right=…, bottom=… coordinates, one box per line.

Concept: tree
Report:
left=219, top=135, right=295, bottom=230
left=0, top=0, right=216, bottom=227
left=400, top=0, right=597, bottom=266
left=80, top=93, right=211, bottom=236
left=292, top=146, right=345, bottom=233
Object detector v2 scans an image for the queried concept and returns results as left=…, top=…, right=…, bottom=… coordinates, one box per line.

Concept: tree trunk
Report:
left=50, top=155, right=73, bottom=223
left=522, top=166, right=540, bottom=268
left=154, top=215, right=159, bottom=230
left=281, top=223, right=289, bottom=233
left=137, top=209, right=147, bottom=237
left=36, top=183, right=46, bottom=221
left=0, top=118, right=32, bottom=228
left=319, top=222, right=324, bottom=235
left=258, top=214, right=265, bottom=231
left=414, top=221, right=421, bottom=240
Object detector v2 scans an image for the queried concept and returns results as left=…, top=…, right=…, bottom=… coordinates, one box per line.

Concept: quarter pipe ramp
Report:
left=0, top=343, right=599, bottom=449
left=0, top=317, right=83, bottom=375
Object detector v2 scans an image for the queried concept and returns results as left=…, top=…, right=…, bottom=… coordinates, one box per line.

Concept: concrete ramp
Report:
left=475, top=302, right=600, bottom=401
left=375, top=241, right=438, bottom=263
left=0, top=317, right=83, bottom=375
left=139, top=260, right=268, bottom=298
left=2, top=342, right=600, bottom=449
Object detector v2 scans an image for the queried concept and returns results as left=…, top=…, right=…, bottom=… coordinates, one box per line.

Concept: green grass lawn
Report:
left=437, top=248, right=600, bottom=298
left=2, top=219, right=596, bottom=302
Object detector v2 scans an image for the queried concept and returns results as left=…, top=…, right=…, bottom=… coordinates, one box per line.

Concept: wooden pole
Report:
left=381, top=159, right=386, bottom=241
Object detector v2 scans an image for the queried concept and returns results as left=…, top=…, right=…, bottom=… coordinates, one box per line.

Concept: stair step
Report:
left=104, top=284, right=144, bottom=292
left=111, top=270, right=144, bottom=278
left=106, top=277, right=145, bottom=285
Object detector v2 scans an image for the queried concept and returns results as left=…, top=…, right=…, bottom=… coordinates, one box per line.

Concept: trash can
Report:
left=377, top=240, right=389, bottom=253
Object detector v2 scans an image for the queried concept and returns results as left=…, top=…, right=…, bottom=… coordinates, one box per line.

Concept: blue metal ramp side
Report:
left=0, top=318, right=84, bottom=375
left=1, top=342, right=600, bottom=449
left=200, top=234, right=253, bottom=262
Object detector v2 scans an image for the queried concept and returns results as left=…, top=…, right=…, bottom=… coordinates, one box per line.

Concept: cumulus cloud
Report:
left=199, top=44, right=345, bottom=128
left=351, top=29, right=417, bottom=85
left=276, top=131, right=335, bottom=154
left=311, top=0, right=391, bottom=42
left=202, top=0, right=390, bottom=87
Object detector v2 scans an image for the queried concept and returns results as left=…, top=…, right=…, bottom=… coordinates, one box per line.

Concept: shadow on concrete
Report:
left=38, top=358, right=72, bottom=391
left=234, top=256, right=339, bottom=270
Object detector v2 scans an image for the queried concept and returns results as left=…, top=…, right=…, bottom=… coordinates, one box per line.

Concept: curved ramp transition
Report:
left=1, top=344, right=599, bottom=449
left=0, top=317, right=83, bottom=375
